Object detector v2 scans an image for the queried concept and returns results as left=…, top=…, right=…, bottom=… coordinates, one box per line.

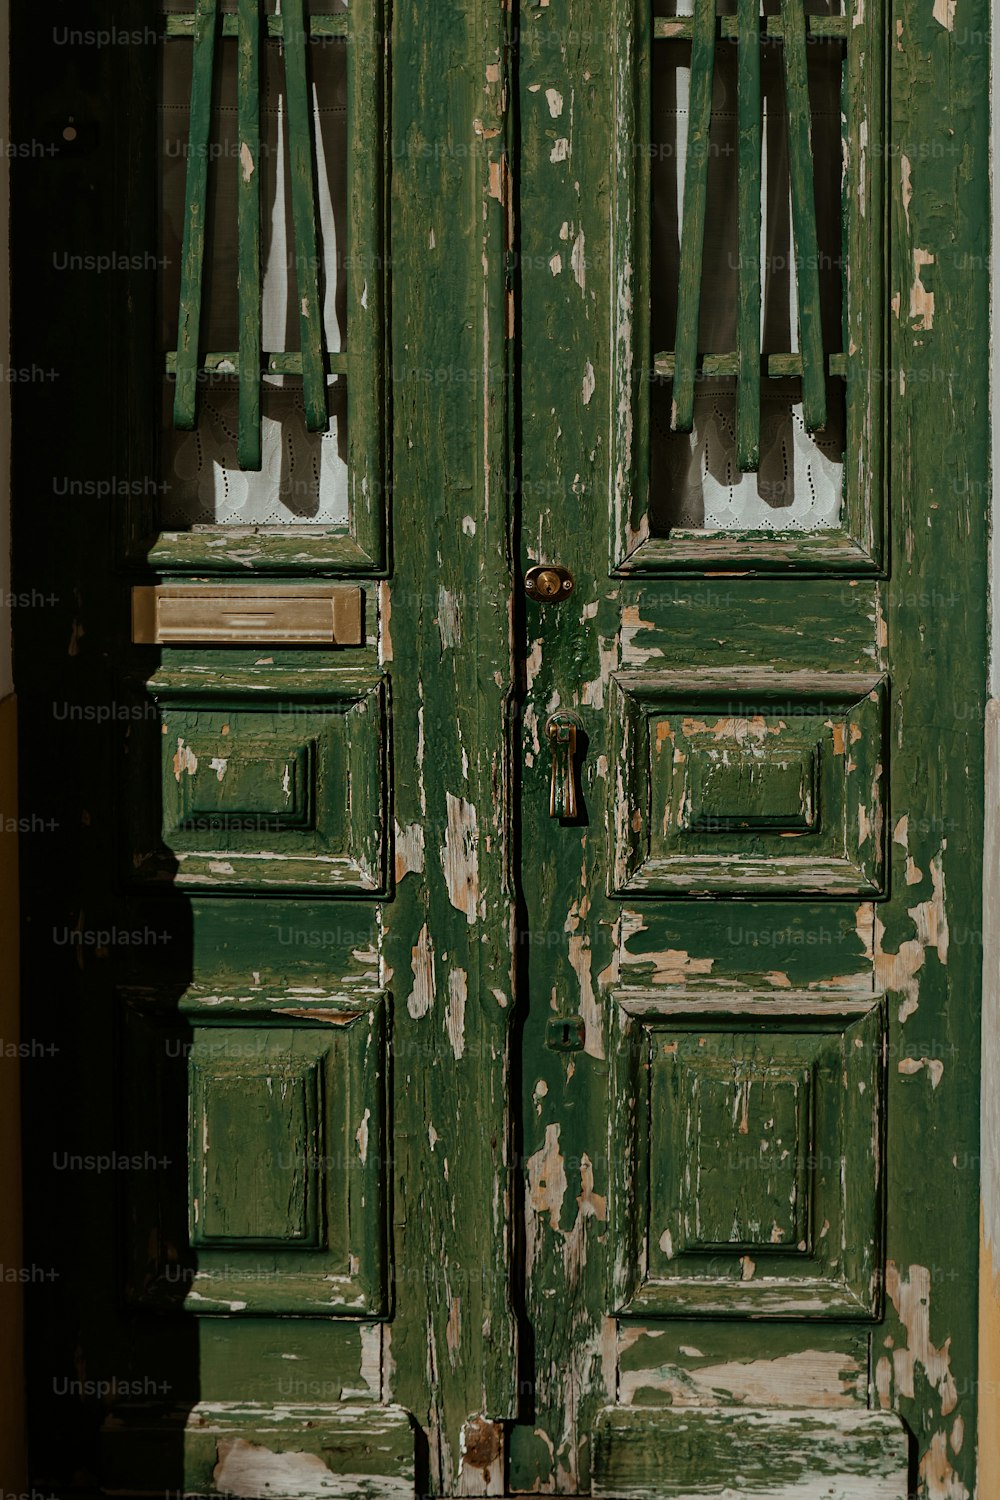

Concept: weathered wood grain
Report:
left=380, top=0, right=516, bottom=1489
left=101, top=1402, right=414, bottom=1498
left=592, top=1407, right=910, bottom=1498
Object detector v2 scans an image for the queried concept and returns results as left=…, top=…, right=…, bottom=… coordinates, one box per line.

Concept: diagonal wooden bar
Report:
left=283, top=0, right=329, bottom=433
left=781, top=0, right=827, bottom=431
left=172, top=0, right=218, bottom=432
left=671, top=0, right=717, bottom=433
left=736, top=0, right=762, bottom=471
left=237, top=0, right=263, bottom=469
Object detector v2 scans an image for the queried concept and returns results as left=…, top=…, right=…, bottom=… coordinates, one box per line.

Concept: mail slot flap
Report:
left=132, top=584, right=364, bottom=646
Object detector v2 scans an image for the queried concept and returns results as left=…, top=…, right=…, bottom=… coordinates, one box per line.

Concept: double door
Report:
left=12, top=1, right=986, bottom=1496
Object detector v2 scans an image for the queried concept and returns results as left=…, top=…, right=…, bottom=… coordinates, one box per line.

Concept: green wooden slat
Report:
left=165, top=351, right=350, bottom=376
left=283, top=0, right=328, bottom=432
left=346, top=0, right=386, bottom=555
left=165, top=14, right=349, bottom=39
left=803, top=15, right=849, bottom=37
left=653, top=15, right=848, bottom=40
left=237, top=0, right=262, bottom=469
left=781, top=0, right=827, bottom=431
left=671, top=0, right=717, bottom=433
left=172, top=0, right=218, bottom=431
left=653, top=351, right=847, bottom=378
left=736, top=0, right=762, bottom=471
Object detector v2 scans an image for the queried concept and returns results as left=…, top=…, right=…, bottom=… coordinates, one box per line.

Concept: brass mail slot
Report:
left=132, top=584, right=364, bottom=646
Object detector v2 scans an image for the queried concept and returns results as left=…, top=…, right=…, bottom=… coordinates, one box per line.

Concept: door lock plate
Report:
left=545, top=1015, right=587, bottom=1052
left=525, top=563, right=574, bottom=602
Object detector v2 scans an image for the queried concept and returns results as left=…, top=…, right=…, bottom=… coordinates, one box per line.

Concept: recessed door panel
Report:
left=129, top=675, right=389, bottom=893
left=610, top=989, right=885, bottom=1317
left=121, top=990, right=389, bottom=1315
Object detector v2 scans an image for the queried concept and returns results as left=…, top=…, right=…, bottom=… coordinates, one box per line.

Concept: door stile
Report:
left=514, top=3, right=622, bottom=1490
left=383, top=1, right=518, bottom=1492
left=876, top=1, right=989, bottom=1492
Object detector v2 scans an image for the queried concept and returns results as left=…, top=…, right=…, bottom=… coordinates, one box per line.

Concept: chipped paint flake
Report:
left=885, top=1262, right=958, bottom=1417
left=856, top=846, right=948, bottom=1022
left=582, top=360, right=596, bottom=405
left=621, top=606, right=662, bottom=665
left=619, top=1346, right=866, bottom=1409
left=442, top=793, right=480, bottom=923
left=436, top=586, right=462, bottom=650
left=407, top=923, right=436, bottom=1020
left=395, top=820, right=426, bottom=882
left=910, top=249, right=936, bottom=330
left=213, top=1438, right=404, bottom=1498
left=355, top=1107, right=371, bottom=1165
left=527, top=1123, right=567, bottom=1230
left=446, top=968, right=468, bottom=1061
left=898, top=1055, right=945, bottom=1088
left=173, top=738, right=198, bottom=781
left=571, top=229, right=586, bottom=291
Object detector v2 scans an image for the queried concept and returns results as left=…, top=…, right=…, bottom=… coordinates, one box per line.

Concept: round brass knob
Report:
left=525, top=563, right=574, bottom=604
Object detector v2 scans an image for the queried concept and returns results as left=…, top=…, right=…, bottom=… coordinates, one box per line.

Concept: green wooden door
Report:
left=10, top=0, right=987, bottom=1496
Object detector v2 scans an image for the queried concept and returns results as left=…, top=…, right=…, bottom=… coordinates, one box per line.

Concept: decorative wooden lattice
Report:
left=656, top=0, right=847, bottom=473
left=167, top=2, right=352, bottom=471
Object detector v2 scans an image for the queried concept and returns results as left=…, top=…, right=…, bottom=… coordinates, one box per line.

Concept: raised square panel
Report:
left=609, top=670, right=886, bottom=896
left=176, top=743, right=315, bottom=832
left=190, top=1060, right=323, bottom=1248
left=120, top=987, right=389, bottom=1315
left=610, top=988, right=885, bottom=1317
left=129, top=669, right=388, bottom=894
left=678, top=1060, right=811, bottom=1254
left=682, top=738, right=818, bottom=833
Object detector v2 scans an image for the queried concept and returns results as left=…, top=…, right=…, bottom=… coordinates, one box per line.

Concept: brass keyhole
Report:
left=525, top=563, right=574, bottom=603
left=535, top=569, right=563, bottom=597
